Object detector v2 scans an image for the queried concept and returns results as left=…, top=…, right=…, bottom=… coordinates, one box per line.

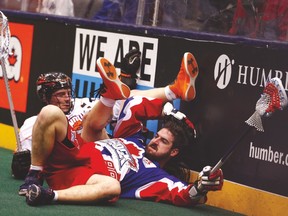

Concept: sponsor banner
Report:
left=215, top=51, right=288, bottom=197
left=214, top=53, right=288, bottom=90
left=0, top=22, right=33, bottom=113
left=72, top=28, right=158, bottom=90
left=174, top=40, right=288, bottom=197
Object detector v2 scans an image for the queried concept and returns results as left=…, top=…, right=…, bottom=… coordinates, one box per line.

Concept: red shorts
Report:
left=45, top=141, right=110, bottom=190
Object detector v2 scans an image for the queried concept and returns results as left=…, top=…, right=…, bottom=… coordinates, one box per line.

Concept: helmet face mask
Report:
left=36, top=72, right=72, bottom=104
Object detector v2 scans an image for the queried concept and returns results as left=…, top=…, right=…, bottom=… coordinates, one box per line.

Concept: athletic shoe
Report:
left=96, top=57, right=130, bottom=100
left=169, top=52, right=199, bottom=101
left=26, top=184, right=55, bottom=206
left=18, top=170, right=44, bottom=196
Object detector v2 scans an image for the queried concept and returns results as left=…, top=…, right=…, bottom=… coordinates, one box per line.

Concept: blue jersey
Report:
left=93, top=96, right=200, bottom=206
left=94, top=136, right=195, bottom=206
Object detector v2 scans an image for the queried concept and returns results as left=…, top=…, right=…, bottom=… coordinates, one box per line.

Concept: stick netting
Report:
left=245, top=77, right=288, bottom=132
left=0, top=11, right=10, bottom=59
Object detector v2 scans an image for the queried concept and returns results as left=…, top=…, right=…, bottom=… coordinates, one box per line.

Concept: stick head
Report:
left=0, top=11, right=10, bottom=59
left=246, top=77, right=288, bottom=131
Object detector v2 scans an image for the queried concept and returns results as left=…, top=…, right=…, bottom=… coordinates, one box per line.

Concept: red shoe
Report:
left=169, top=52, right=199, bottom=101
left=96, top=57, right=130, bottom=100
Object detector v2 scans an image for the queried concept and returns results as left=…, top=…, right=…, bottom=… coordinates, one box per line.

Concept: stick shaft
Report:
left=1, top=58, right=21, bottom=151
left=211, top=126, right=252, bottom=174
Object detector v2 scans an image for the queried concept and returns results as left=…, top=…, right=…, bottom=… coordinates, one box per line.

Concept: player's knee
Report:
left=107, top=177, right=121, bottom=196
left=38, top=105, right=64, bottom=123
left=83, top=114, right=107, bottom=132
left=103, top=178, right=121, bottom=203
left=87, top=174, right=121, bottom=201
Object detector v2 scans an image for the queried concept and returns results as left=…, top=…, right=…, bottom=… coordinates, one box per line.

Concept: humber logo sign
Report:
left=214, top=54, right=234, bottom=89
left=214, top=54, right=288, bottom=90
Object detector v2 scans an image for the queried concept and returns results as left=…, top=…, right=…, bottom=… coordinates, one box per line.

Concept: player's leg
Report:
left=19, top=105, right=68, bottom=195
left=26, top=174, right=120, bottom=206
left=112, top=52, right=199, bottom=125
left=58, top=174, right=120, bottom=202
left=31, top=105, right=68, bottom=165
left=130, top=87, right=166, bottom=100
left=130, top=52, right=199, bottom=102
left=81, top=57, right=131, bottom=142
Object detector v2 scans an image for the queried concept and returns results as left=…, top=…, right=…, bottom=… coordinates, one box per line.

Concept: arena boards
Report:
left=1, top=10, right=287, bottom=215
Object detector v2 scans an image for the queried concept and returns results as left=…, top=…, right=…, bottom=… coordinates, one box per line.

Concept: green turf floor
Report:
left=0, top=148, right=244, bottom=216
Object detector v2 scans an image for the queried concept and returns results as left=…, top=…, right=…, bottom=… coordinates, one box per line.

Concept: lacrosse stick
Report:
left=0, top=11, right=21, bottom=148
left=0, top=11, right=31, bottom=179
left=210, top=77, right=288, bottom=174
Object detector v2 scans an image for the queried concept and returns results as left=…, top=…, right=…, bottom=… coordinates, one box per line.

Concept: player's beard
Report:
left=145, top=144, right=171, bottom=164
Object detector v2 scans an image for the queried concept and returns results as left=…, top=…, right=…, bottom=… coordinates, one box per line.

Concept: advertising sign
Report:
left=0, top=22, right=33, bottom=113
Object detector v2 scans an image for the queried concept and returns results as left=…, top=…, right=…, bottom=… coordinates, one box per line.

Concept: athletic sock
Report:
left=165, top=86, right=177, bottom=101
left=53, top=191, right=58, bottom=201
left=100, top=96, right=116, bottom=107
left=30, top=165, right=43, bottom=171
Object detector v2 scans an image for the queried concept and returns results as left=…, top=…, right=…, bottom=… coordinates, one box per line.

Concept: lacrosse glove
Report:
left=11, top=150, right=31, bottom=179
left=189, top=165, right=223, bottom=201
left=120, top=48, right=141, bottom=89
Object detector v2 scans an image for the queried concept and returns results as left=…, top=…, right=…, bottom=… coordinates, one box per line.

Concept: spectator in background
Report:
left=73, top=0, right=104, bottom=19
left=158, top=0, right=187, bottom=28
left=37, top=0, right=74, bottom=16
left=195, top=0, right=218, bottom=23
left=229, top=0, right=288, bottom=41
left=0, top=0, right=38, bottom=12
left=93, top=0, right=139, bottom=23
left=0, top=0, right=101, bottom=19
left=93, top=0, right=187, bottom=28
left=198, top=0, right=236, bottom=34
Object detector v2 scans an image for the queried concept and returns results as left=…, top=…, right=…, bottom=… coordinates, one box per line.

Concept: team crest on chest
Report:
left=98, top=138, right=144, bottom=172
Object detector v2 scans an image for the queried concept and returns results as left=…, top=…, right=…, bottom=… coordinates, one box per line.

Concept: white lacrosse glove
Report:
left=189, top=166, right=223, bottom=201
left=162, top=102, right=186, bottom=119
left=197, top=166, right=223, bottom=192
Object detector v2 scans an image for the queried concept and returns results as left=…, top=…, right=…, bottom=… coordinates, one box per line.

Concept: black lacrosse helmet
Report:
left=36, top=72, right=72, bottom=103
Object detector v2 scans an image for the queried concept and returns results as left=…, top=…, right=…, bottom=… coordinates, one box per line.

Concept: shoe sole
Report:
left=183, top=52, right=199, bottom=101
left=96, top=57, right=130, bottom=99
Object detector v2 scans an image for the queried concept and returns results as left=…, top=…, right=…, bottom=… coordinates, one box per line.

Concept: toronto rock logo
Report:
left=0, top=36, right=22, bottom=81
left=97, top=138, right=145, bottom=173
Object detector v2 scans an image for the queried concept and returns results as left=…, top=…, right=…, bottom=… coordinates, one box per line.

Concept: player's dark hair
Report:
left=162, top=115, right=196, bottom=152
left=161, top=115, right=196, bottom=183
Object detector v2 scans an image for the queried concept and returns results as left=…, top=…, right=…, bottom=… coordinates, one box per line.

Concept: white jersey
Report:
left=19, top=116, right=38, bottom=151
left=18, top=98, right=98, bottom=151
